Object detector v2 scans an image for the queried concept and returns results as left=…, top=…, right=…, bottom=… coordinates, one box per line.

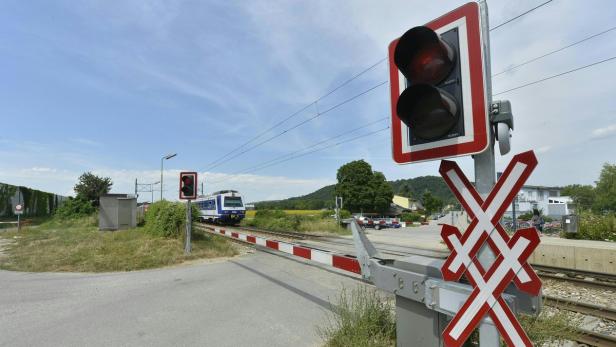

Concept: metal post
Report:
left=17, top=186, right=21, bottom=232
left=151, top=184, right=155, bottom=204
left=477, top=1, right=499, bottom=345
left=160, top=158, right=164, bottom=201
left=512, top=195, right=517, bottom=231
left=135, top=178, right=138, bottom=198
left=185, top=200, right=192, bottom=254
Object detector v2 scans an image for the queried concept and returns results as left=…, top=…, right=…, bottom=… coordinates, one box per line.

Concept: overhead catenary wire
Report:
left=206, top=80, right=388, bottom=171
left=237, top=117, right=389, bottom=174
left=226, top=126, right=390, bottom=177
left=493, top=55, right=616, bottom=96
left=205, top=117, right=389, bottom=185
left=489, top=0, right=554, bottom=32
left=493, top=25, right=616, bottom=77
left=205, top=58, right=387, bottom=169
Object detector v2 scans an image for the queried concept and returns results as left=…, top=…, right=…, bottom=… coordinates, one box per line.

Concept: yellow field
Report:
left=245, top=209, right=323, bottom=218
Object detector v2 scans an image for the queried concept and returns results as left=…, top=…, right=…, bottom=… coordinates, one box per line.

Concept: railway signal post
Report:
left=180, top=172, right=198, bottom=254
left=350, top=1, right=540, bottom=346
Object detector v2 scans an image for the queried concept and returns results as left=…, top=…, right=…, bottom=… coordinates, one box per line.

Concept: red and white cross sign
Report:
left=439, top=151, right=542, bottom=347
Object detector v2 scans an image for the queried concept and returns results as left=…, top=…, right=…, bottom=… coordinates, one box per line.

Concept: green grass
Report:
left=0, top=216, right=237, bottom=272
left=318, top=286, right=396, bottom=347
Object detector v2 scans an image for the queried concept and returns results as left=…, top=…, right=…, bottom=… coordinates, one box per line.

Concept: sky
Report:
left=1, top=0, right=615, bottom=203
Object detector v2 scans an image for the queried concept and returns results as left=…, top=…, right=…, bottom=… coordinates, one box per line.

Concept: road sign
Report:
left=389, top=2, right=490, bottom=163
left=439, top=151, right=541, bottom=347
left=14, top=204, right=23, bottom=215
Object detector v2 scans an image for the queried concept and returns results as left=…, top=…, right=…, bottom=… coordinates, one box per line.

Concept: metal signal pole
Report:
left=185, top=200, right=192, bottom=254
left=476, top=1, right=499, bottom=345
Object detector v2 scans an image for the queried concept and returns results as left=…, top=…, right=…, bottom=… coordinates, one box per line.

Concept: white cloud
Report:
left=591, top=123, right=616, bottom=139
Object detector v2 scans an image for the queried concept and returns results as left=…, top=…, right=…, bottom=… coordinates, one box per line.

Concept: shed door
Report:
left=118, top=200, right=131, bottom=228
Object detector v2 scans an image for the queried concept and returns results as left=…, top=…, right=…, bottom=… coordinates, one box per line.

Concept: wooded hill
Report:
left=253, top=176, right=456, bottom=210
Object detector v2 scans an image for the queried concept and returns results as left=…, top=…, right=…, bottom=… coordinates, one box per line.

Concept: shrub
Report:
left=54, top=197, right=96, bottom=219
left=578, top=212, right=616, bottom=241
left=144, top=201, right=199, bottom=238
left=400, top=212, right=422, bottom=223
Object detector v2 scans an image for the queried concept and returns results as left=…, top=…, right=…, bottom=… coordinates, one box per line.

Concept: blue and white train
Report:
left=195, top=190, right=245, bottom=225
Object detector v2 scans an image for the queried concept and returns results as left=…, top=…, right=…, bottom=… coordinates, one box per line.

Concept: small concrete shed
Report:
left=99, top=194, right=137, bottom=230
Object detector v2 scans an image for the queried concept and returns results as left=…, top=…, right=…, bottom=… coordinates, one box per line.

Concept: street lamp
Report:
left=160, top=153, right=177, bottom=201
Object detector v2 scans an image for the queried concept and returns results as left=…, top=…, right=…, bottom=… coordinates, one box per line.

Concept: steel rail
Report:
left=544, top=295, right=616, bottom=321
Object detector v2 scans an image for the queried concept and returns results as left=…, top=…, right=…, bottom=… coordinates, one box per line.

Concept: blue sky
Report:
left=1, top=0, right=616, bottom=202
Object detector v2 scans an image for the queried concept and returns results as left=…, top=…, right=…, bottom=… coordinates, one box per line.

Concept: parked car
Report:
left=354, top=216, right=374, bottom=228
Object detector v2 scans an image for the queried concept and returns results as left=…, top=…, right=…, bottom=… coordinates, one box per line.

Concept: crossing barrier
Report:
left=199, top=225, right=361, bottom=274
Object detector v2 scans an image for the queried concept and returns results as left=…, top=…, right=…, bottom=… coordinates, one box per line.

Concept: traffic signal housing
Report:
left=179, top=172, right=198, bottom=200
left=389, top=2, right=490, bottom=164
left=394, top=26, right=463, bottom=143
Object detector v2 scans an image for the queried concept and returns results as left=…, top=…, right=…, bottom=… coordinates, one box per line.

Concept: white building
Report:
left=504, top=185, right=573, bottom=218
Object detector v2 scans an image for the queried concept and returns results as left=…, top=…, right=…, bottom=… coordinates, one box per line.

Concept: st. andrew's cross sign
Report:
left=439, top=151, right=542, bottom=347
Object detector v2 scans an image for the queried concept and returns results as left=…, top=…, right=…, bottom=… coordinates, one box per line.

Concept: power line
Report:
left=493, top=55, right=616, bottom=96
left=207, top=80, right=388, bottom=170
left=489, top=0, right=554, bottom=32
left=493, top=26, right=616, bottom=77
left=206, top=117, right=389, bottom=185
left=251, top=126, right=390, bottom=174
left=205, top=58, right=387, bottom=169
left=237, top=117, right=388, bottom=174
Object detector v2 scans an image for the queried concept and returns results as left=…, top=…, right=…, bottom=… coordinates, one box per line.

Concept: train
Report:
left=195, top=190, right=246, bottom=225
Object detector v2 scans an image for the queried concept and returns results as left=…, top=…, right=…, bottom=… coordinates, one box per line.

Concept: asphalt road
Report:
left=0, top=250, right=365, bottom=347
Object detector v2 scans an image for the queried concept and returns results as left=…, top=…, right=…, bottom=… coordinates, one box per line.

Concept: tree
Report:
left=372, top=171, right=394, bottom=213
left=593, top=163, right=616, bottom=212
left=335, top=160, right=393, bottom=213
left=74, top=172, right=113, bottom=206
left=335, top=160, right=375, bottom=213
left=422, top=191, right=443, bottom=216
left=562, top=184, right=595, bottom=211
left=399, top=184, right=413, bottom=198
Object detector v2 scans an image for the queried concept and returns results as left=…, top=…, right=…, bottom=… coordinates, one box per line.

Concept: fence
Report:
left=0, top=183, right=67, bottom=218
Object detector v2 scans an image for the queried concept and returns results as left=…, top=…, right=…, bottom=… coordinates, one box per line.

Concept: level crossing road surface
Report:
left=0, top=250, right=367, bottom=347
left=299, top=222, right=451, bottom=259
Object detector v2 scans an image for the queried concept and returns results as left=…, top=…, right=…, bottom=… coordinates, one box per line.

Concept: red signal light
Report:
left=394, top=26, right=455, bottom=85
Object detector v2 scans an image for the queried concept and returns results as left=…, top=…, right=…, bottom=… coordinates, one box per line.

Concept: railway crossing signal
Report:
left=389, top=2, right=490, bottom=163
left=179, top=172, right=198, bottom=200
left=439, top=151, right=541, bottom=346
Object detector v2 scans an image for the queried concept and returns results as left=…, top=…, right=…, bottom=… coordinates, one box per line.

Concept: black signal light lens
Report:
left=394, top=26, right=455, bottom=85
left=397, top=84, right=458, bottom=141
left=182, top=176, right=193, bottom=186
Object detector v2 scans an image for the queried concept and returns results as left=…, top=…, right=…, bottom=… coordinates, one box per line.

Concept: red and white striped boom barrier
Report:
left=200, top=226, right=361, bottom=274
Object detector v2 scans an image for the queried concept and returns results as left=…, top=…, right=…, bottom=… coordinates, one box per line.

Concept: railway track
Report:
left=534, top=265, right=616, bottom=291
left=575, top=329, right=616, bottom=347
left=196, top=223, right=324, bottom=240
left=544, top=295, right=616, bottom=321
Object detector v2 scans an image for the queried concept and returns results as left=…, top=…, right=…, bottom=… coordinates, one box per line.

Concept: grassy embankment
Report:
left=242, top=210, right=350, bottom=235
left=0, top=214, right=237, bottom=273
left=319, top=286, right=578, bottom=347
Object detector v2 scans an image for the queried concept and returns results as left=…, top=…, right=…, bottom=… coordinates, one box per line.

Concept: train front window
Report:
left=224, top=197, right=243, bottom=207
